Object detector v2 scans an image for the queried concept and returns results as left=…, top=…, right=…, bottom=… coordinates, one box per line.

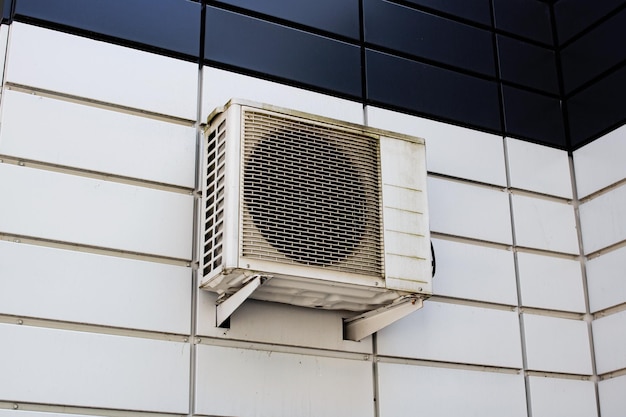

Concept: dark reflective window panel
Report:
left=205, top=7, right=362, bottom=98
left=363, top=0, right=495, bottom=77
left=14, top=0, right=201, bottom=58
left=2, top=0, right=10, bottom=23
left=402, top=0, right=491, bottom=25
left=554, top=0, right=624, bottom=45
left=502, top=86, right=565, bottom=147
left=497, top=35, right=558, bottom=94
left=561, top=8, right=626, bottom=94
left=568, top=64, right=626, bottom=148
left=366, top=49, right=501, bottom=132
left=493, top=0, right=552, bottom=45
left=217, top=0, right=360, bottom=40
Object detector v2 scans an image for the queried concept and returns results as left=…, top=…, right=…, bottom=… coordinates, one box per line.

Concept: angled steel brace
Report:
left=216, top=274, right=271, bottom=327
left=343, top=296, right=424, bottom=341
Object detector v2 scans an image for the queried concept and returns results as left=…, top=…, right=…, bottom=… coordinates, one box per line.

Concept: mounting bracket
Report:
left=215, top=274, right=271, bottom=327
left=343, top=296, right=424, bottom=341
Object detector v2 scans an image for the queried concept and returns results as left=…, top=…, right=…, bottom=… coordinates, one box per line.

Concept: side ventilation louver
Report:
left=202, top=119, right=227, bottom=277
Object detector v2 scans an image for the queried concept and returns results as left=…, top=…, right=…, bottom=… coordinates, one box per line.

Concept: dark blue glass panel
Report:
left=554, top=0, right=623, bottom=45
left=217, top=0, right=360, bottom=39
left=493, top=0, right=552, bottom=45
left=403, top=0, right=491, bottom=25
left=1, top=0, right=10, bottom=22
left=497, top=35, right=558, bottom=94
left=205, top=7, right=362, bottom=98
left=14, top=0, right=201, bottom=58
left=502, top=86, right=565, bottom=147
left=568, top=65, right=626, bottom=148
left=363, top=0, right=495, bottom=76
left=366, top=49, right=501, bottom=132
left=561, top=8, right=626, bottom=94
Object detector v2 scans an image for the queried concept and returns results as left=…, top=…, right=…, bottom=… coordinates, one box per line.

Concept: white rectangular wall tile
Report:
left=0, top=90, right=196, bottom=187
left=523, top=314, right=592, bottom=374
left=573, top=125, right=626, bottom=198
left=512, top=194, right=579, bottom=254
left=0, top=241, right=191, bottom=334
left=377, top=362, right=527, bottom=417
left=196, top=291, right=371, bottom=354
left=431, top=238, right=517, bottom=305
left=0, top=164, right=193, bottom=259
left=195, top=344, right=374, bottom=417
left=599, top=375, right=626, bottom=417
left=367, top=106, right=507, bottom=185
left=202, top=66, right=363, bottom=124
left=6, top=23, right=197, bottom=119
left=518, top=252, right=585, bottom=312
left=428, top=177, right=512, bottom=244
left=586, top=246, right=626, bottom=312
left=592, top=310, right=626, bottom=374
left=0, top=324, right=190, bottom=413
left=528, top=377, right=597, bottom=417
left=506, top=138, right=572, bottom=198
left=579, top=183, right=626, bottom=254
left=378, top=301, right=522, bottom=368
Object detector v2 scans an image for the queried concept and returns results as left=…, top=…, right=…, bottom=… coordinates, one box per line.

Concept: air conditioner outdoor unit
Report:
left=200, top=99, right=431, bottom=337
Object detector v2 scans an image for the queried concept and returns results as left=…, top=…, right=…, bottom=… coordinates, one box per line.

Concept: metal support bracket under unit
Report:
left=343, top=296, right=424, bottom=341
left=215, top=274, right=271, bottom=327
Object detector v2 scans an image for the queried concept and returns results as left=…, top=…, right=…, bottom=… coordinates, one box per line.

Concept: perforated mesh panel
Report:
left=242, top=109, right=383, bottom=276
left=202, top=118, right=227, bottom=277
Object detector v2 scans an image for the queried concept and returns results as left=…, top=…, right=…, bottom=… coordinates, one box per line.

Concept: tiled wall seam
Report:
left=569, top=154, right=602, bottom=415
left=502, top=137, right=533, bottom=417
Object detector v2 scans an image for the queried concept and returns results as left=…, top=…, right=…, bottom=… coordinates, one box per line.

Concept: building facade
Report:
left=1, top=1, right=625, bottom=416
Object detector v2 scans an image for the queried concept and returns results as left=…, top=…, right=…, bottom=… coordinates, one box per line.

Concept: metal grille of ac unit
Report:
left=202, top=119, right=227, bottom=277
left=242, top=109, right=383, bottom=276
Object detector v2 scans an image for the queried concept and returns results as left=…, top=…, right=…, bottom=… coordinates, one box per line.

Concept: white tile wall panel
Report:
left=0, top=324, right=190, bottom=413
left=0, top=241, right=191, bottom=334
left=202, top=67, right=363, bottom=124
left=586, top=246, right=626, bottom=312
left=518, top=252, right=585, bottom=312
left=528, top=377, right=597, bottom=417
left=378, top=301, right=522, bottom=368
left=6, top=23, right=197, bottom=119
left=579, top=183, right=626, bottom=254
left=0, top=90, right=196, bottom=188
left=367, top=106, right=507, bottom=185
left=431, top=238, right=517, bottom=305
left=592, top=310, right=626, bottom=374
left=377, top=362, right=527, bottom=417
left=0, top=164, right=193, bottom=259
left=506, top=138, right=573, bottom=198
left=196, top=292, right=372, bottom=354
left=599, top=375, right=626, bottom=417
left=428, top=177, right=512, bottom=244
left=195, top=344, right=374, bottom=417
left=573, top=125, right=626, bottom=198
left=524, top=314, right=592, bottom=374
left=512, top=194, right=579, bottom=254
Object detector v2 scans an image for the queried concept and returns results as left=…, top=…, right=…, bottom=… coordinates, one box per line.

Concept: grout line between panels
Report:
left=0, top=233, right=193, bottom=267
left=4, top=82, right=196, bottom=126
left=0, top=313, right=190, bottom=343
left=0, top=401, right=186, bottom=417
left=0, top=154, right=194, bottom=195
left=568, top=153, right=602, bottom=416
left=502, top=136, right=534, bottom=417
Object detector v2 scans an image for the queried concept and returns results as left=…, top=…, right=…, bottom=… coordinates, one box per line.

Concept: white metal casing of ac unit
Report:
left=199, top=99, right=431, bottom=312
